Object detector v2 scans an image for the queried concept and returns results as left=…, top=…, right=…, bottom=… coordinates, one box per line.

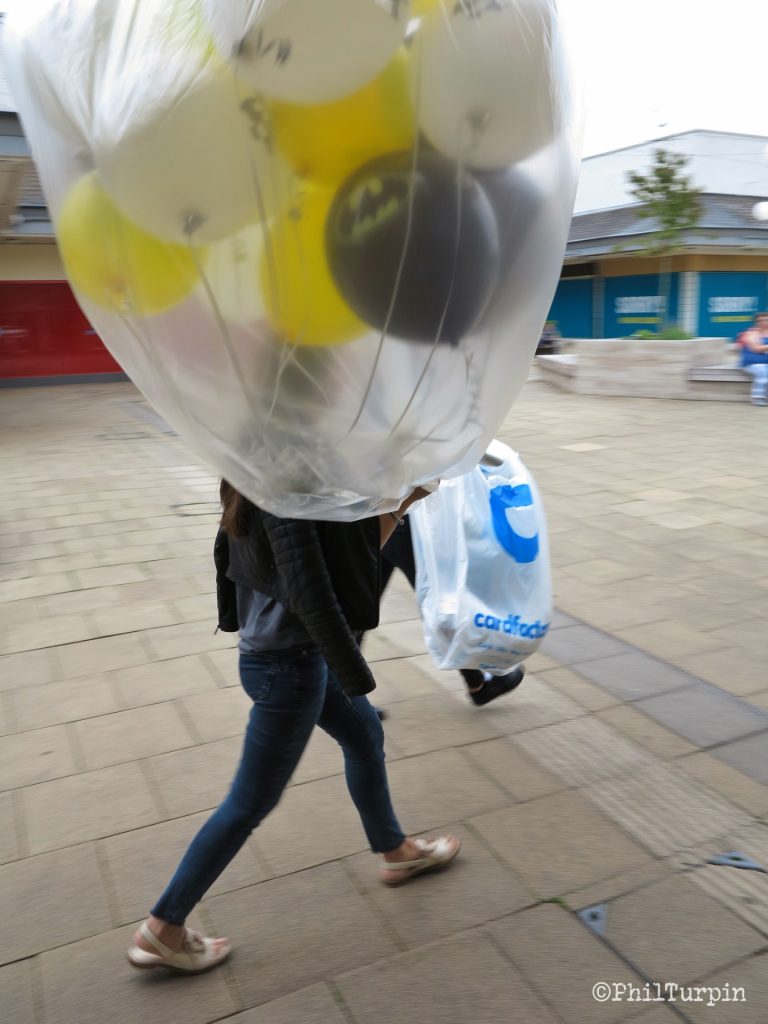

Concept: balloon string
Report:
left=343, top=43, right=426, bottom=438
left=188, top=243, right=258, bottom=410
left=233, top=66, right=283, bottom=324
left=387, top=150, right=465, bottom=440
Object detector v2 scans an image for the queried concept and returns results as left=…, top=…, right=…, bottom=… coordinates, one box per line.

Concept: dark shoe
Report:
left=374, top=706, right=388, bottom=721
left=469, top=667, right=525, bottom=707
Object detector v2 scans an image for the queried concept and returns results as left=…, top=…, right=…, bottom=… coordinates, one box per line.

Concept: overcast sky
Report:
left=3, top=1, right=767, bottom=159
left=563, top=0, right=768, bottom=155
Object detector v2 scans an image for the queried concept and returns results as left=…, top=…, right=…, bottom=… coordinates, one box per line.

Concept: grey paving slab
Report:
left=384, top=747, right=510, bottom=832
left=38, top=921, right=238, bottom=1024
left=0, top=960, right=35, bottom=1024
left=606, top=875, right=765, bottom=984
left=0, top=791, right=19, bottom=863
left=574, top=652, right=700, bottom=701
left=180, top=687, right=251, bottom=743
left=541, top=625, right=632, bottom=665
left=461, top=736, right=570, bottom=802
left=290, top=727, right=345, bottom=786
left=564, top=859, right=675, bottom=912
left=142, top=621, right=239, bottom=662
left=335, top=931, right=559, bottom=1024
left=256, top=775, right=371, bottom=876
left=634, top=687, right=768, bottom=748
left=595, top=705, right=698, bottom=759
left=470, top=790, right=653, bottom=898
left=0, top=651, right=58, bottom=692
left=11, top=674, right=121, bottom=730
left=206, top=862, right=398, bottom=1006
left=675, top=648, right=767, bottom=697
left=199, top=648, right=240, bottom=687
left=676, top=752, right=768, bottom=818
left=486, top=903, right=644, bottom=1023
left=711, top=732, right=768, bottom=786
left=586, top=763, right=751, bottom=858
left=113, top=654, right=221, bottom=708
left=513, top=716, right=655, bottom=787
left=101, top=812, right=267, bottom=924
left=627, top=1010, right=689, bottom=1024
left=0, top=724, right=76, bottom=790
left=680, top=827, right=768, bottom=938
left=219, top=984, right=348, bottom=1024
left=146, top=736, right=242, bottom=818
left=682, top=953, right=767, bottom=1024
left=361, top=617, right=427, bottom=663
left=25, top=762, right=162, bottom=855
left=74, top=702, right=195, bottom=770
left=377, top=693, right=504, bottom=757
left=0, top=843, right=111, bottom=965
left=536, top=666, right=623, bottom=712
left=370, top=655, right=445, bottom=705
left=346, top=825, right=533, bottom=948
left=54, top=633, right=153, bottom=681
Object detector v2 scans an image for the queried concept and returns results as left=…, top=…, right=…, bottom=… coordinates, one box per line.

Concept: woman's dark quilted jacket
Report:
left=215, top=508, right=381, bottom=697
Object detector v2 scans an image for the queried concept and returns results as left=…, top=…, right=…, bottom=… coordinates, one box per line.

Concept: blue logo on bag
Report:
left=490, top=484, right=539, bottom=563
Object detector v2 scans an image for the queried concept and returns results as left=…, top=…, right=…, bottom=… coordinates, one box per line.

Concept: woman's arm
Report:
left=742, top=330, right=768, bottom=353
left=378, top=487, right=433, bottom=548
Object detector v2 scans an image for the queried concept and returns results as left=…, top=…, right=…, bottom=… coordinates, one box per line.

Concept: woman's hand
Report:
left=378, top=482, right=440, bottom=548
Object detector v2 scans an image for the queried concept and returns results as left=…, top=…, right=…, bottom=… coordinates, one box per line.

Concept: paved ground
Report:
left=1, top=377, right=767, bottom=1024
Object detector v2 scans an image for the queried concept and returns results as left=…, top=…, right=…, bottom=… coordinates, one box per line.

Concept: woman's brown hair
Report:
left=219, top=480, right=254, bottom=538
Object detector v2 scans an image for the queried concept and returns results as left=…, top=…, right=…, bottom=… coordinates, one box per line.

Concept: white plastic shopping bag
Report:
left=410, top=440, right=552, bottom=672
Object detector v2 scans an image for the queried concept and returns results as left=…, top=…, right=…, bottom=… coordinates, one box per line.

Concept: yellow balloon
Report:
left=269, top=55, right=414, bottom=186
left=260, top=190, right=365, bottom=347
left=411, top=0, right=443, bottom=14
left=57, top=174, right=201, bottom=315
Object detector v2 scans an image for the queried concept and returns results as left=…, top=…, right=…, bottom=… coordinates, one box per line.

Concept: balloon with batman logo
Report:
left=326, top=150, right=501, bottom=344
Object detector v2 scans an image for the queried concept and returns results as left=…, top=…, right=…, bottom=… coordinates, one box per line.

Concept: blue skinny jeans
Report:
left=151, top=648, right=405, bottom=925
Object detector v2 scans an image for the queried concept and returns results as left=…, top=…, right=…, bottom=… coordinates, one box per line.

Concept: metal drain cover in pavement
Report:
left=577, top=903, right=608, bottom=936
left=706, top=851, right=767, bottom=873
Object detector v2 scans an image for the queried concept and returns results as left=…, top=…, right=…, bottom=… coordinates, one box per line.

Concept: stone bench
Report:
left=535, top=339, right=751, bottom=401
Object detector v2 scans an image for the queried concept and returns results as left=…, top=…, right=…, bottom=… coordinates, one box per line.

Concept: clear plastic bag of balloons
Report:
left=5, top=0, right=580, bottom=520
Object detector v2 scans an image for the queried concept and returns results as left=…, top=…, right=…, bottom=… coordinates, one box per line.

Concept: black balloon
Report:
left=326, top=150, right=500, bottom=345
left=471, top=165, right=544, bottom=330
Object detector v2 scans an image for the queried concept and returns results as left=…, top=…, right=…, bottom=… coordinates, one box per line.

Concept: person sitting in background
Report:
left=739, top=313, right=768, bottom=406
left=536, top=320, right=561, bottom=355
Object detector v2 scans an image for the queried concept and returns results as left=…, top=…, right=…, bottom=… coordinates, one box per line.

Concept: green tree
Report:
left=627, top=149, right=702, bottom=329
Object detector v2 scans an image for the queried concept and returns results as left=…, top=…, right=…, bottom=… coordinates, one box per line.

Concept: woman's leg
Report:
left=754, top=365, right=768, bottom=404
left=316, top=670, right=461, bottom=881
left=148, top=649, right=328, bottom=927
left=317, top=671, right=405, bottom=853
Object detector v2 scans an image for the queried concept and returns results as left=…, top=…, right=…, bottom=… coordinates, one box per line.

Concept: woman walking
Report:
left=127, top=482, right=460, bottom=974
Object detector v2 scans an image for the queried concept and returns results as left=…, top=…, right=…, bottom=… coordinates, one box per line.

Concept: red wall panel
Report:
left=0, top=281, right=122, bottom=379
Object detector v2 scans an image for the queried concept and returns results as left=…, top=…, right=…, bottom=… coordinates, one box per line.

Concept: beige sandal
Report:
left=380, top=835, right=461, bottom=886
left=127, top=921, right=231, bottom=974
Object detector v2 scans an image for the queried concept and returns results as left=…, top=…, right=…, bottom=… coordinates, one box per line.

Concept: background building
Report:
left=0, top=13, right=123, bottom=384
left=550, top=130, right=768, bottom=339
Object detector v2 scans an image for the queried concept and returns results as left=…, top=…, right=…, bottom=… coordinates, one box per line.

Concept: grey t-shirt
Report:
left=236, top=584, right=311, bottom=654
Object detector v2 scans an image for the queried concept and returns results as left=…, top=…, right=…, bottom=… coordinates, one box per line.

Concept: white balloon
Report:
left=203, top=0, right=408, bottom=103
left=752, top=201, right=768, bottom=222
left=413, top=0, right=567, bottom=168
left=92, top=4, right=278, bottom=244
